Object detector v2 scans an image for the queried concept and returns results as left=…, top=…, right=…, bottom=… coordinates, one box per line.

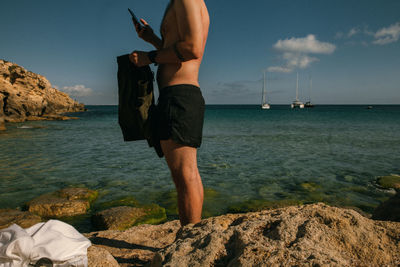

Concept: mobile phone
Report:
left=128, top=8, right=142, bottom=30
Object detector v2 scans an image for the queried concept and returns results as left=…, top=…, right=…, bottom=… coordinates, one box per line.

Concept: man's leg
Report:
left=160, top=139, right=204, bottom=225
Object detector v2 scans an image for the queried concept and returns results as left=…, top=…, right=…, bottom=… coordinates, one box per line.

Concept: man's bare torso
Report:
left=157, top=0, right=209, bottom=89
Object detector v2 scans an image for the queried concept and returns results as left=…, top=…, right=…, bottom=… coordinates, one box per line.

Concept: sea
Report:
left=1, top=105, right=399, bottom=229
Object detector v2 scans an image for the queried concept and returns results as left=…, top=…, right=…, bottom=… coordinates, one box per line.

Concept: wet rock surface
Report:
left=0, top=59, right=85, bottom=124
left=27, top=187, right=98, bottom=218
left=86, top=203, right=400, bottom=267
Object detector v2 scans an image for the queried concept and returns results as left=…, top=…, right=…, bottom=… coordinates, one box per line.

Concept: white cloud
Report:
left=268, top=35, right=335, bottom=73
left=373, top=22, right=400, bottom=45
left=55, top=85, right=94, bottom=97
left=273, top=34, right=336, bottom=54
left=347, top=27, right=360, bottom=37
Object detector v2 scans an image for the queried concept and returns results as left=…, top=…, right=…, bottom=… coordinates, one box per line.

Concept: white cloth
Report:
left=0, top=220, right=91, bottom=267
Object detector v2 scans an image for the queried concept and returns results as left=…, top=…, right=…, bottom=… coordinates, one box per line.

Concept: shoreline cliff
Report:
left=0, top=59, right=85, bottom=130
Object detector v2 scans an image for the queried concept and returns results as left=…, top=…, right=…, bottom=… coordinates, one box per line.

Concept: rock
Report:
left=151, top=203, right=400, bottom=267
left=27, top=187, right=98, bottom=217
left=0, top=93, right=5, bottom=131
left=92, top=204, right=166, bottom=231
left=95, top=196, right=139, bottom=211
left=376, top=174, right=400, bottom=190
left=0, top=209, right=42, bottom=229
left=0, top=59, right=85, bottom=123
left=300, top=181, right=321, bottom=192
left=85, top=220, right=181, bottom=266
left=87, top=246, right=119, bottom=267
left=372, top=191, right=400, bottom=222
left=0, top=117, right=5, bottom=131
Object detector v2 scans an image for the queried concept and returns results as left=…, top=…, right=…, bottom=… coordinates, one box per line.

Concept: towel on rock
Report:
left=0, top=220, right=91, bottom=267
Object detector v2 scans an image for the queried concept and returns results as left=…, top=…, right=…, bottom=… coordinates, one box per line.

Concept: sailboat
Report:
left=261, top=70, right=270, bottom=109
left=304, top=74, right=314, bottom=108
left=291, top=72, right=304, bottom=109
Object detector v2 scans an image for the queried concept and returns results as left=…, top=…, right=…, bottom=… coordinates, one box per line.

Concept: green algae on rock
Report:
left=92, top=204, right=166, bottom=230
left=92, top=196, right=166, bottom=230
left=376, top=174, right=400, bottom=190
left=26, top=187, right=98, bottom=218
left=95, top=196, right=139, bottom=211
left=300, top=181, right=321, bottom=192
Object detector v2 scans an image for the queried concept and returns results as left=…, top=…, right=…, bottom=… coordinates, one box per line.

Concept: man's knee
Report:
left=170, top=165, right=199, bottom=187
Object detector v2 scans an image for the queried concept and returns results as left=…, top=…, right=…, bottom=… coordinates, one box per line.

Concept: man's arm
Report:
left=130, top=0, right=204, bottom=66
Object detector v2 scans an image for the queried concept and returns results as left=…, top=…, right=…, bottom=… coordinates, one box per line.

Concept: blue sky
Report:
left=1, top=0, right=399, bottom=104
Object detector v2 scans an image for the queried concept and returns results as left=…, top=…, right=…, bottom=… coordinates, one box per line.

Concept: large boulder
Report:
left=151, top=203, right=400, bottom=267
left=0, top=59, right=85, bottom=123
left=0, top=209, right=42, bottom=229
left=27, top=187, right=98, bottom=218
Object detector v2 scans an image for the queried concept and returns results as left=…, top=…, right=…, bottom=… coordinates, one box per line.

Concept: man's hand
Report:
left=134, top=19, right=156, bottom=44
left=129, top=51, right=151, bottom=67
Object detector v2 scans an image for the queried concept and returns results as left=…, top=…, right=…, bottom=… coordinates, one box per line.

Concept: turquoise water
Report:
left=1, top=105, right=399, bottom=218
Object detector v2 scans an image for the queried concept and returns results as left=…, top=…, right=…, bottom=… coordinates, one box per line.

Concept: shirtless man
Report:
left=129, top=0, right=209, bottom=226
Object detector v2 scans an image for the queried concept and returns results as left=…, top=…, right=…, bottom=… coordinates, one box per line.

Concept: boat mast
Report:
left=308, top=74, right=312, bottom=102
left=263, top=70, right=267, bottom=104
left=296, top=72, right=299, bottom=101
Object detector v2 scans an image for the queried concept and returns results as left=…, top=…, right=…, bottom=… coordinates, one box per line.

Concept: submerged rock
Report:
left=0, top=209, right=42, bottom=229
left=92, top=197, right=166, bottom=230
left=27, top=187, right=98, bottom=218
left=376, top=174, right=400, bottom=190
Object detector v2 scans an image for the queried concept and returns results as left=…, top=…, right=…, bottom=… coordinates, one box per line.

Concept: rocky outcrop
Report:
left=27, top=187, right=98, bottom=218
left=0, top=59, right=85, bottom=124
left=86, top=203, right=400, bottom=266
left=0, top=209, right=42, bottom=229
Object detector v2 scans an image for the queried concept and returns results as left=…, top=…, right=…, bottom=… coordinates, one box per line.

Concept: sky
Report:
left=1, top=0, right=399, bottom=105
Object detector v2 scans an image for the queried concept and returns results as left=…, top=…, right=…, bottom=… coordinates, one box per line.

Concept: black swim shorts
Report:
left=155, top=84, right=205, bottom=148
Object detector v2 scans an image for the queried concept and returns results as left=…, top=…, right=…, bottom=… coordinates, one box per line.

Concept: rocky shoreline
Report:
left=0, top=174, right=399, bottom=266
left=0, top=59, right=85, bottom=130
